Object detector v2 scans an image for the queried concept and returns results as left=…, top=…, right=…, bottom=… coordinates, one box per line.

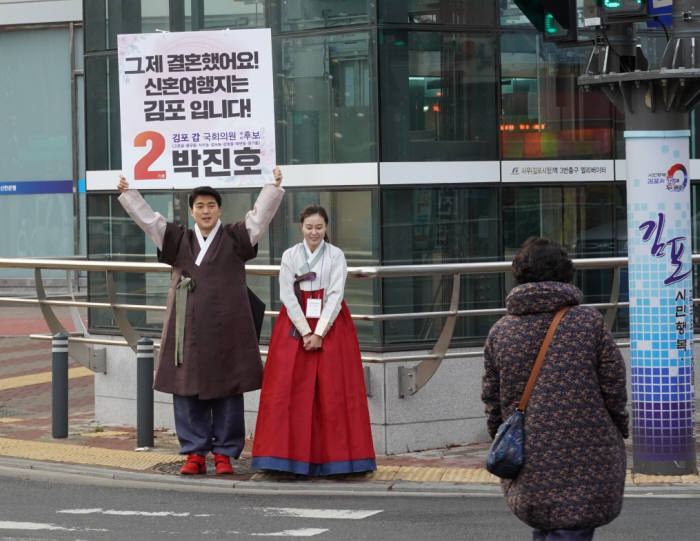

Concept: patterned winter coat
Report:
left=482, top=281, right=629, bottom=531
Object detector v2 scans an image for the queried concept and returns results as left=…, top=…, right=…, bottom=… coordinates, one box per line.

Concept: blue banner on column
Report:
left=0, top=180, right=75, bottom=195
left=625, top=130, right=696, bottom=471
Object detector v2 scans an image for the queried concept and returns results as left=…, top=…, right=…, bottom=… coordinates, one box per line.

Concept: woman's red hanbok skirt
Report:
left=251, top=290, right=376, bottom=475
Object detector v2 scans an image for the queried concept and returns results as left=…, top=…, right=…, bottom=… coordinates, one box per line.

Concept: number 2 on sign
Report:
left=134, top=131, right=166, bottom=180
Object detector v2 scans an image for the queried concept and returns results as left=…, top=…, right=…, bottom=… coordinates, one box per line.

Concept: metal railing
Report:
left=1, top=255, right=696, bottom=397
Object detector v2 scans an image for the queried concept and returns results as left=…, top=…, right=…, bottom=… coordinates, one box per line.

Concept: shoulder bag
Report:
left=485, top=306, right=570, bottom=479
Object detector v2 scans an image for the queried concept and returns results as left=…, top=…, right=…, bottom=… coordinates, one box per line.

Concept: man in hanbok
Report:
left=117, top=168, right=283, bottom=474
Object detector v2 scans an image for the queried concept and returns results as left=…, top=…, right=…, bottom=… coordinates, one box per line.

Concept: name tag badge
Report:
left=306, top=298, right=322, bottom=318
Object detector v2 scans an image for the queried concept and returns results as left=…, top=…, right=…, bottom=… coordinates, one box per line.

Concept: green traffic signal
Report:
left=544, top=13, right=566, bottom=36
left=601, top=0, right=645, bottom=12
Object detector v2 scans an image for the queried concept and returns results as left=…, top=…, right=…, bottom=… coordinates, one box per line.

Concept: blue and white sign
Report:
left=648, top=0, right=673, bottom=27
left=0, top=180, right=75, bottom=195
left=625, top=129, right=696, bottom=470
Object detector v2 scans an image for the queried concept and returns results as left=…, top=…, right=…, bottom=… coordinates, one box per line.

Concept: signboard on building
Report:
left=501, top=160, right=615, bottom=182
left=117, top=29, right=275, bottom=189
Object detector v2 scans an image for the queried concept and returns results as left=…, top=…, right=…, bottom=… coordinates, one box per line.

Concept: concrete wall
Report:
left=92, top=340, right=699, bottom=455
left=0, top=0, right=82, bottom=25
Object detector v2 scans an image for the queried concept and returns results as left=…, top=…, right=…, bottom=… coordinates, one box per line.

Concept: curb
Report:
left=1, top=457, right=698, bottom=498
left=1, top=439, right=699, bottom=495
left=0, top=457, right=502, bottom=497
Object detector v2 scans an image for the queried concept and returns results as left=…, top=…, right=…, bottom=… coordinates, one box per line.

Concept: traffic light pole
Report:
left=579, top=0, right=698, bottom=475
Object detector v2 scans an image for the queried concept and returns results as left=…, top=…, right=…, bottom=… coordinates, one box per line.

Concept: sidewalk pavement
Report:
left=1, top=313, right=699, bottom=493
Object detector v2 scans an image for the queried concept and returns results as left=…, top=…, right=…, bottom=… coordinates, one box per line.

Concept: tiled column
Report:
left=625, top=130, right=697, bottom=475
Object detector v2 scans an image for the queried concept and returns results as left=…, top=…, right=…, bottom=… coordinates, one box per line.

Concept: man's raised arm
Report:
left=245, top=166, right=285, bottom=246
left=117, top=175, right=167, bottom=250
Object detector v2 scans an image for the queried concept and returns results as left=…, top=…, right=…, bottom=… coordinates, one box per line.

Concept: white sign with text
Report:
left=118, top=29, right=275, bottom=189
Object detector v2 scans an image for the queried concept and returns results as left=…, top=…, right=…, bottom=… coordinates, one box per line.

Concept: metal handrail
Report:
left=0, top=255, right=693, bottom=396
left=0, top=256, right=631, bottom=275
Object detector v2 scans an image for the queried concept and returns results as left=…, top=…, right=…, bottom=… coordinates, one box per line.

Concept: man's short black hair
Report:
left=188, top=186, right=222, bottom=209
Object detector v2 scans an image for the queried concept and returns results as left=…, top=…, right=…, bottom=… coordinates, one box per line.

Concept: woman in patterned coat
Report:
left=482, top=237, right=629, bottom=541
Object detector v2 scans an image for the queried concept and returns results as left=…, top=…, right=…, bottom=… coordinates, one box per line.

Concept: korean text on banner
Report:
left=117, top=29, right=275, bottom=190
left=625, top=131, right=696, bottom=468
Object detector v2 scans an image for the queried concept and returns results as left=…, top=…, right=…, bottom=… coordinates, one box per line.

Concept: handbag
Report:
left=485, top=306, right=570, bottom=479
left=247, top=287, right=265, bottom=341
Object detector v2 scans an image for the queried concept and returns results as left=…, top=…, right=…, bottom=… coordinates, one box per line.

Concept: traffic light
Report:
left=600, top=0, right=648, bottom=21
left=543, top=4, right=577, bottom=42
left=513, top=0, right=577, bottom=43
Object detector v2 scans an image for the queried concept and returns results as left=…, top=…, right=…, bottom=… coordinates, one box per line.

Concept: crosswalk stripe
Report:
left=0, top=520, right=108, bottom=533
left=250, top=528, right=329, bottom=537
left=58, top=508, right=197, bottom=517
left=260, top=507, right=382, bottom=520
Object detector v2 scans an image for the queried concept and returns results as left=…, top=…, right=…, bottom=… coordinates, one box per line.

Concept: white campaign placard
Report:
left=117, top=29, right=275, bottom=189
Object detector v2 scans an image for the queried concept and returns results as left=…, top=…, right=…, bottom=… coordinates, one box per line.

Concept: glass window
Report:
left=0, top=195, right=74, bottom=261
left=85, top=55, right=121, bottom=170
left=379, top=0, right=495, bottom=25
left=85, top=0, right=169, bottom=52
left=691, top=111, right=700, bottom=160
left=1, top=28, right=73, bottom=181
left=0, top=27, right=78, bottom=270
left=502, top=183, right=628, bottom=332
left=692, top=183, right=700, bottom=327
left=275, top=32, right=377, bottom=164
left=500, top=31, right=615, bottom=159
left=500, top=0, right=539, bottom=27
left=87, top=192, right=174, bottom=333
left=502, top=184, right=627, bottom=259
left=270, top=0, right=374, bottom=32
left=178, top=0, right=266, bottom=31
left=380, top=30, right=498, bottom=161
left=141, top=1, right=171, bottom=33
left=381, top=186, right=501, bottom=346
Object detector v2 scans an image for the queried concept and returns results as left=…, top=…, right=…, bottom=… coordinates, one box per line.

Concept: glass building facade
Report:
left=81, top=0, right=700, bottom=350
left=0, top=15, right=85, bottom=275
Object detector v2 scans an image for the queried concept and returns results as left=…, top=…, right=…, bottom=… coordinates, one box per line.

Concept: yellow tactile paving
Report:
left=0, top=367, right=93, bottom=391
left=394, top=466, right=446, bottom=482
left=680, top=474, right=700, bottom=483
left=367, top=465, right=400, bottom=481
left=0, top=418, right=23, bottom=424
left=0, top=437, right=182, bottom=470
left=367, top=466, right=699, bottom=485
left=79, top=430, right=131, bottom=438
left=440, top=468, right=500, bottom=484
left=631, top=473, right=700, bottom=484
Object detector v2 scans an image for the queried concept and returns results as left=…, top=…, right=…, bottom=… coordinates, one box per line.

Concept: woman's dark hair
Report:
left=512, top=236, right=574, bottom=285
left=300, top=205, right=329, bottom=242
left=188, top=186, right=222, bottom=208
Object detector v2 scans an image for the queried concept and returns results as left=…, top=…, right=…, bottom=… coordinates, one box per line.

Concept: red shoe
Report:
left=180, top=453, right=206, bottom=475
left=214, top=454, right=234, bottom=474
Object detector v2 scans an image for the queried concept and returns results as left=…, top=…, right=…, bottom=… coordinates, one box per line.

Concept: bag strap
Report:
left=516, top=306, right=570, bottom=412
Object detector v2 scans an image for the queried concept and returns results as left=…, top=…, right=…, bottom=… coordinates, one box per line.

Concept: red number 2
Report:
left=133, top=131, right=166, bottom=180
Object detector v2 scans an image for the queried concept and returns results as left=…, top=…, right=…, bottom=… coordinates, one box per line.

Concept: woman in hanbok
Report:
left=251, top=205, right=376, bottom=475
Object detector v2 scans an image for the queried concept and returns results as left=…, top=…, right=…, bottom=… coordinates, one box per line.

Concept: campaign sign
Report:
left=625, top=130, right=696, bottom=469
left=118, top=29, right=275, bottom=189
